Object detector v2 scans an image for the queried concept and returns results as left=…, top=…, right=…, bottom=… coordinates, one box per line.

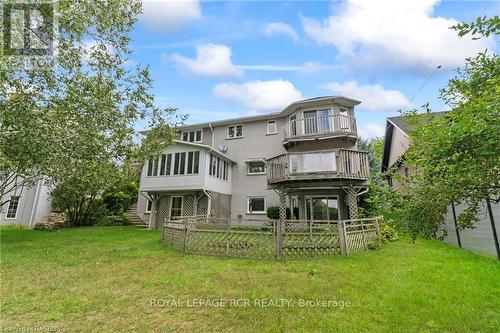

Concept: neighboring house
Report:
left=0, top=178, right=52, bottom=227
left=381, top=115, right=500, bottom=257
left=137, top=96, right=371, bottom=229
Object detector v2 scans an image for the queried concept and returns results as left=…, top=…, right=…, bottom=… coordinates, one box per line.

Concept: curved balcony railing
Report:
left=266, top=149, right=370, bottom=184
left=282, top=114, right=357, bottom=140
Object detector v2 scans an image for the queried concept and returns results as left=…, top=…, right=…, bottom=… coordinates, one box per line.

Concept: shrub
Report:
left=266, top=206, right=291, bottom=219
left=95, top=213, right=131, bottom=226
left=102, top=191, right=132, bottom=215
left=380, top=222, right=399, bottom=242
left=368, top=239, right=383, bottom=250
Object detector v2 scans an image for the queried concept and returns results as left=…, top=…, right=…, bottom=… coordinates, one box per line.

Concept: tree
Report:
left=357, top=137, right=390, bottom=217
left=387, top=17, right=499, bottom=238
left=0, top=1, right=180, bottom=222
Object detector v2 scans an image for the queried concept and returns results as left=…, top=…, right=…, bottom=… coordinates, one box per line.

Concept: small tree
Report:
left=387, top=16, right=499, bottom=238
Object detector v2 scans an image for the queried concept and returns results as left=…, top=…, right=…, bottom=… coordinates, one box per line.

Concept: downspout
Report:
left=202, top=189, right=211, bottom=217
left=356, top=187, right=369, bottom=197
left=28, top=179, right=42, bottom=227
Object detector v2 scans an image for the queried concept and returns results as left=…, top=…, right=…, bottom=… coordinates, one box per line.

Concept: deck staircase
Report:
left=126, top=202, right=148, bottom=228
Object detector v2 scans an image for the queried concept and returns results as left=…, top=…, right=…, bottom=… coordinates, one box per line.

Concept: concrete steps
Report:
left=126, top=203, right=148, bottom=228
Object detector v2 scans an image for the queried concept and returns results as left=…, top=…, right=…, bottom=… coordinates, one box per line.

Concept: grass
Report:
left=1, top=227, right=499, bottom=332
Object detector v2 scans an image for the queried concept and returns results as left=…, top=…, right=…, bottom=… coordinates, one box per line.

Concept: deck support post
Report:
left=345, top=186, right=358, bottom=220
left=274, top=190, right=287, bottom=260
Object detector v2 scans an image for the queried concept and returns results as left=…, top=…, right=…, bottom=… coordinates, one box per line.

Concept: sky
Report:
left=129, top=0, right=498, bottom=138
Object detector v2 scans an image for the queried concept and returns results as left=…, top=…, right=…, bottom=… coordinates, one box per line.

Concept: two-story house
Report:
left=137, top=96, right=370, bottom=229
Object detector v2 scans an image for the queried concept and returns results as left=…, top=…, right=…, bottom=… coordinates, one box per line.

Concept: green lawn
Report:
left=1, top=227, right=499, bottom=332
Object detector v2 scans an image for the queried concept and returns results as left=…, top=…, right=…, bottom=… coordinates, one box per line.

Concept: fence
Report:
left=163, top=216, right=381, bottom=259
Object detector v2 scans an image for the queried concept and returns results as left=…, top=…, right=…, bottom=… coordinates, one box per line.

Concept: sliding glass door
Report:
left=305, top=197, right=339, bottom=221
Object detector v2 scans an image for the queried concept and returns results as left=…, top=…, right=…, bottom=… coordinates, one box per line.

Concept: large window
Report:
left=267, top=120, right=277, bottom=134
left=247, top=161, right=266, bottom=175
left=147, top=151, right=198, bottom=176
left=290, top=152, right=337, bottom=173
left=247, top=197, right=266, bottom=214
left=227, top=125, right=243, bottom=138
left=305, top=197, right=338, bottom=221
left=5, top=196, right=20, bottom=219
left=303, top=109, right=332, bottom=134
left=170, top=196, right=183, bottom=217
left=209, top=153, right=229, bottom=181
left=182, top=130, right=202, bottom=143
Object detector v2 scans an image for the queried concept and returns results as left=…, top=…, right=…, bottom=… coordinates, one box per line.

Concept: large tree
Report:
left=388, top=16, right=499, bottom=238
left=0, top=1, right=179, bottom=221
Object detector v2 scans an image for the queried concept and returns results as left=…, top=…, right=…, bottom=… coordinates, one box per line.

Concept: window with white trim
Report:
left=208, top=153, right=228, bottom=181
left=6, top=196, right=20, bottom=219
left=147, top=151, right=198, bottom=176
left=170, top=196, right=183, bottom=217
left=247, top=161, right=266, bottom=175
left=227, top=125, right=243, bottom=138
left=247, top=197, right=266, bottom=214
left=146, top=200, right=152, bottom=213
left=182, top=130, right=202, bottom=143
left=267, top=120, right=277, bottom=134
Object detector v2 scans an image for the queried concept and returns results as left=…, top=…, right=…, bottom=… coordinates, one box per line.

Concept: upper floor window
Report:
left=6, top=196, right=20, bottom=219
left=209, top=153, right=229, bottom=181
left=247, top=161, right=266, bottom=175
left=227, top=125, right=243, bottom=139
left=267, top=120, right=277, bottom=135
left=147, top=151, right=199, bottom=176
left=182, top=130, right=202, bottom=143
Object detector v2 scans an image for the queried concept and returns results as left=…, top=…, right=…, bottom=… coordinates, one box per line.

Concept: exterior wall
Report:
left=0, top=179, right=52, bottom=227
left=439, top=200, right=499, bottom=257
left=388, top=126, right=410, bottom=167
left=210, top=117, right=286, bottom=220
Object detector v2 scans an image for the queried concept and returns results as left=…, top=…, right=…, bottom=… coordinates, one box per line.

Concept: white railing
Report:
left=282, top=114, right=357, bottom=140
left=267, top=149, right=370, bottom=184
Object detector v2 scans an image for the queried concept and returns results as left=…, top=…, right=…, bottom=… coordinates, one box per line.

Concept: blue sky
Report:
left=130, top=0, right=498, bottom=138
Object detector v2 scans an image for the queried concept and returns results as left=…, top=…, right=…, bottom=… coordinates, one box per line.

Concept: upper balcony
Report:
left=266, top=149, right=370, bottom=188
left=282, top=114, right=357, bottom=145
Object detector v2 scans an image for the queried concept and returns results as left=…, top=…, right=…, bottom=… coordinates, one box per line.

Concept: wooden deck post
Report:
left=345, top=186, right=358, bottom=220
left=338, top=220, right=347, bottom=256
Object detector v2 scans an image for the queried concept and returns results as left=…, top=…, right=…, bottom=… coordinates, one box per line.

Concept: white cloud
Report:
left=165, top=44, right=243, bottom=77
left=238, top=62, right=338, bottom=74
left=323, top=80, right=408, bottom=112
left=213, top=80, right=303, bottom=111
left=263, top=22, right=299, bottom=42
left=301, top=0, right=493, bottom=69
left=358, top=123, right=385, bottom=138
left=141, top=0, right=202, bottom=32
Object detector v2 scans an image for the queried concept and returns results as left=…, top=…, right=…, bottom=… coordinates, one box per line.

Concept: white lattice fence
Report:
left=186, top=229, right=274, bottom=259
left=162, top=216, right=382, bottom=259
left=154, top=196, right=170, bottom=230
left=197, top=195, right=209, bottom=216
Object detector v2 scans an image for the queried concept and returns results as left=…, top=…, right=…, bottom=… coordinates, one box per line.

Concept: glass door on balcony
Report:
left=303, top=110, right=317, bottom=134
left=339, top=108, right=351, bottom=131
left=317, top=109, right=331, bottom=133
left=305, top=197, right=339, bottom=221
left=289, top=114, right=297, bottom=136
left=303, top=109, right=331, bottom=135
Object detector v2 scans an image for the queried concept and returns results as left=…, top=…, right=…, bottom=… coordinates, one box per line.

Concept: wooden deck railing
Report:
left=266, top=149, right=370, bottom=184
left=282, top=114, right=357, bottom=140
